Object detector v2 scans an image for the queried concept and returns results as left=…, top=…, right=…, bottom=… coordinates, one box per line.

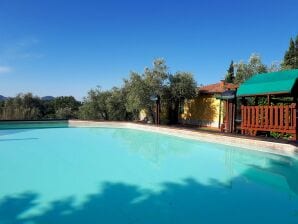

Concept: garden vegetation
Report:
left=0, top=35, right=297, bottom=123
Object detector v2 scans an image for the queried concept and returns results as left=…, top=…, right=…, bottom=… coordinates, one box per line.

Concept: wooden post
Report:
left=224, top=100, right=228, bottom=132
left=293, top=103, right=298, bottom=140
left=248, top=106, right=251, bottom=128
left=155, top=96, right=161, bottom=125
left=294, top=103, right=298, bottom=140
left=252, top=106, right=255, bottom=128
left=232, top=102, right=236, bottom=133
left=280, top=105, right=284, bottom=129
left=274, top=106, right=279, bottom=129
left=265, top=106, right=269, bottom=128
left=285, top=105, right=289, bottom=130
left=218, top=99, right=222, bottom=129
left=241, top=105, right=244, bottom=134
left=267, top=95, right=271, bottom=105
left=229, top=102, right=232, bottom=133
left=269, top=106, right=273, bottom=129
left=260, top=106, right=264, bottom=128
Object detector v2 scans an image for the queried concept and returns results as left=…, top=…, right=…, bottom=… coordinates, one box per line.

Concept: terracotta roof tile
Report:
left=199, top=81, right=238, bottom=94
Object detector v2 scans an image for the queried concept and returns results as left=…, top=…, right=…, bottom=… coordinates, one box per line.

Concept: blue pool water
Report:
left=0, top=127, right=298, bottom=223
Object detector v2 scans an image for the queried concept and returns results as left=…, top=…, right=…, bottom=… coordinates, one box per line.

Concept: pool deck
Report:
left=68, top=120, right=298, bottom=157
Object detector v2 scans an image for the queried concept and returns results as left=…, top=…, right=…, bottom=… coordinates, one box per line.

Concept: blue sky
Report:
left=0, top=0, right=297, bottom=100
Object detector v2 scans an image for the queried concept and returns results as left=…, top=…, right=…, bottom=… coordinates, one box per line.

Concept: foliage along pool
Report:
left=0, top=126, right=298, bottom=223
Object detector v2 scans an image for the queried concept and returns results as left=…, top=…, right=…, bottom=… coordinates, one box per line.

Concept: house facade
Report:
left=180, top=81, right=237, bottom=128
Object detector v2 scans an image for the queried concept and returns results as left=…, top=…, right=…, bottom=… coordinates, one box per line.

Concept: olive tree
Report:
left=124, top=59, right=168, bottom=122
left=167, top=72, right=197, bottom=124
left=79, top=87, right=111, bottom=120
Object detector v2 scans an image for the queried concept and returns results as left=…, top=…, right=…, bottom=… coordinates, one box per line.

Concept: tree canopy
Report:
left=77, top=59, right=197, bottom=124
left=282, top=35, right=298, bottom=69
left=224, top=61, right=235, bottom=83
left=0, top=94, right=81, bottom=120
left=123, top=59, right=196, bottom=123
left=234, top=54, right=268, bottom=84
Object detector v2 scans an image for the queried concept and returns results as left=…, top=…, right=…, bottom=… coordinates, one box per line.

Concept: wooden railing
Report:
left=241, top=103, right=297, bottom=140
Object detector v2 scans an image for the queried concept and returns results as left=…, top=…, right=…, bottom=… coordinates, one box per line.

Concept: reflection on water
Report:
left=223, top=148, right=298, bottom=195
left=0, top=127, right=297, bottom=223
left=111, top=128, right=191, bottom=165
left=111, top=128, right=298, bottom=196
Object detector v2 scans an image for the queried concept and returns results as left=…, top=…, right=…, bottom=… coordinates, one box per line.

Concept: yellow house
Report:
left=180, top=81, right=237, bottom=128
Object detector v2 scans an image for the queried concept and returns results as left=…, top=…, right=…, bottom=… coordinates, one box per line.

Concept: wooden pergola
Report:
left=237, top=70, right=298, bottom=141
left=217, top=90, right=237, bottom=133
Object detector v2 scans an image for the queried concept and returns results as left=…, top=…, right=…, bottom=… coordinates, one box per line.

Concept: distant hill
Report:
left=0, top=95, right=7, bottom=101
left=41, top=96, right=55, bottom=101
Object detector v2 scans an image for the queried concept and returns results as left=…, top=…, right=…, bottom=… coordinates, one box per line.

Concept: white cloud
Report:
left=0, top=66, right=12, bottom=74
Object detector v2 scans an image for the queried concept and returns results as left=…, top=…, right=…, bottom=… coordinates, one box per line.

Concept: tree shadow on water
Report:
left=0, top=177, right=298, bottom=224
left=0, top=138, right=39, bottom=142
left=0, top=192, right=38, bottom=224
left=0, top=129, right=33, bottom=137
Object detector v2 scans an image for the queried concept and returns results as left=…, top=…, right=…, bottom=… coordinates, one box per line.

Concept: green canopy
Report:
left=237, top=69, right=298, bottom=97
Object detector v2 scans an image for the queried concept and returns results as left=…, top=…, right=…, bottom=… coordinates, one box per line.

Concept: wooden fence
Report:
left=241, top=103, right=297, bottom=140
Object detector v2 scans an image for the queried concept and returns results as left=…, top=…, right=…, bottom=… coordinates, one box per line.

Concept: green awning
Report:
left=237, top=69, right=298, bottom=97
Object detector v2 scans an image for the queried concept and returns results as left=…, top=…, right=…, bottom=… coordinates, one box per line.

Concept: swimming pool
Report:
left=0, top=126, right=297, bottom=223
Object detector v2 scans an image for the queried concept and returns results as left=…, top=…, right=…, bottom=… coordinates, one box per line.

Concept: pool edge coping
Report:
left=68, top=120, right=298, bottom=157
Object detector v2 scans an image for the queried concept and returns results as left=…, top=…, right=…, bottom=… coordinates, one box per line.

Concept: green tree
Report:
left=52, top=96, right=81, bottom=119
left=295, top=35, right=298, bottom=68
left=0, top=93, right=42, bottom=120
left=167, top=72, right=197, bottom=124
left=234, top=54, right=267, bottom=84
left=79, top=87, right=111, bottom=120
left=106, top=87, right=128, bottom=120
left=79, top=59, right=197, bottom=123
left=0, top=93, right=81, bottom=120
left=41, top=100, right=56, bottom=119
left=268, top=61, right=281, bottom=72
left=282, top=37, right=298, bottom=69
left=124, top=72, right=150, bottom=119
left=224, top=61, right=235, bottom=83
left=124, top=59, right=168, bottom=122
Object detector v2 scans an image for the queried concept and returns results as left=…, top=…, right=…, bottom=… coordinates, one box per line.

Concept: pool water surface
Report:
left=0, top=127, right=297, bottom=223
